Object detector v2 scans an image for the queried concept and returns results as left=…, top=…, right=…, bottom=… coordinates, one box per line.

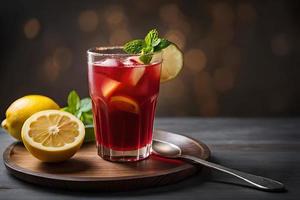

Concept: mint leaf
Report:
left=82, top=112, right=93, bottom=125
left=80, top=98, right=92, bottom=112
left=63, top=90, right=94, bottom=125
left=139, top=54, right=152, bottom=64
left=67, top=90, right=80, bottom=114
left=75, top=110, right=82, bottom=119
left=154, top=39, right=171, bottom=51
left=61, top=107, right=70, bottom=112
left=124, top=39, right=145, bottom=54
left=152, top=38, right=161, bottom=47
left=143, top=45, right=154, bottom=53
left=140, top=46, right=153, bottom=64
left=123, top=28, right=172, bottom=64
left=145, top=29, right=159, bottom=46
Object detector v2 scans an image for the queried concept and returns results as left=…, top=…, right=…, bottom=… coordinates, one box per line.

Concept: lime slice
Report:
left=159, top=44, right=183, bottom=83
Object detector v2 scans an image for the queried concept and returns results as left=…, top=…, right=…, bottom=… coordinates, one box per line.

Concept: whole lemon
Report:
left=1, top=95, right=60, bottom=140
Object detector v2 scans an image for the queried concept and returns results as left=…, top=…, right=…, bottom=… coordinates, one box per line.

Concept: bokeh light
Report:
left=210, top=2, right=235, bottom=48
left=159, top=4, right=190, bottom=35
left=135, top=1, right=153, bottom=13
left=159, top=4, right=181, bottom=26
left=109, top=29, right=131, bottom=45
left=24, top=18, right=40, bottom=39
left=164, top=29, right=186, bottom=50
left=104, top=5, right=127, bottom=30
left=43, top=57, right=60, bottom=82
left=41, top=47, right=72, bottom=82
left=53, top=47, right=73, bottom=71
left=184, top=49, right=207, bottom=72
left=78, top=10, right=99, bottom=32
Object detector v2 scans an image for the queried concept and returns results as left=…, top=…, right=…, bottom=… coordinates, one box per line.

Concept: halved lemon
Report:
left=110, top=96, right=140, bottom=114
left=157, top=44, right=183, bottom=83
left=21, top=110, right=85, bottom=162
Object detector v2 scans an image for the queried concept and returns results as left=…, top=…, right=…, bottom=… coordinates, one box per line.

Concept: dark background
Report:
left=1, top=0, right=299, bottom=118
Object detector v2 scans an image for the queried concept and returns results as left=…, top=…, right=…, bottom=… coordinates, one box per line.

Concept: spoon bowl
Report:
left=152, top=140, right=181, bottom=158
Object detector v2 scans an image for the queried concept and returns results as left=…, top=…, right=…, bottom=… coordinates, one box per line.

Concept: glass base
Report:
left=97, top=144, right=152, bottom=162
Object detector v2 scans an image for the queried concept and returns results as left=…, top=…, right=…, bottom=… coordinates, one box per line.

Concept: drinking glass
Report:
left=87, top=47, right=162, bottom=162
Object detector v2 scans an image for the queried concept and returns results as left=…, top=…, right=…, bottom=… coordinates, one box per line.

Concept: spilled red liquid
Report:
left=88, top=58, right=161, bottom=151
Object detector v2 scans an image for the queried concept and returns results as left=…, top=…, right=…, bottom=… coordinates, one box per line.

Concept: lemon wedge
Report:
left=110, top=96, right=140, bottom=114
left=21, top=110, right=85, bottom=162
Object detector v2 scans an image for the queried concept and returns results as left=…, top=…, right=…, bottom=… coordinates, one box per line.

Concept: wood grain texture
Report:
left=0, top=118, right=299, bottom=200
left=3, top=130, right=210, bottom=191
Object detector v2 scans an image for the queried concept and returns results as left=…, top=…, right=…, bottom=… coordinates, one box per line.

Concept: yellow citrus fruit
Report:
left=21, top=110, right=85, bottom=162
left=1, top=95, right=60, bottom=140
left=156, top=44, right=184, bottom=83
left=110, top=96, right=140, bottom=114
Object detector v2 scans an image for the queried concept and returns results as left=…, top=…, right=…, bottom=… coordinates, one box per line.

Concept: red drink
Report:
left=88, top=47, right=162, bottom=161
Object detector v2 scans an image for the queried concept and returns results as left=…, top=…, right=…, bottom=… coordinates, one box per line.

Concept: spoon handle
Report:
left=181, top=155, right=285, bottom=192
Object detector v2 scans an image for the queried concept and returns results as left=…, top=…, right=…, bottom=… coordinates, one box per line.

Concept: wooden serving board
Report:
left=3, top=130, right=210, bottom=191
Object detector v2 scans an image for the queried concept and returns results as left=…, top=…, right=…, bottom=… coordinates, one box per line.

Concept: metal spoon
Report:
left=152, top=139, right=285, bottom=192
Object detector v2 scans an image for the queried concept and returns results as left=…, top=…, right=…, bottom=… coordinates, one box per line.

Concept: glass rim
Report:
left=87, top=46, right=161, bottom=57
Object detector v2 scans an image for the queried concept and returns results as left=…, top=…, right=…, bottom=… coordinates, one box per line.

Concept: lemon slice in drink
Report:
left=21, top=110, right=85, bottom=162
left=110, top=96, right=140, bottom=114
left=158, top=44, right=183, bottom=83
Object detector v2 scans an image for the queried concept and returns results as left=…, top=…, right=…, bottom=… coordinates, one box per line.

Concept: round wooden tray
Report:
left=3, top=130, right=210, bottom=191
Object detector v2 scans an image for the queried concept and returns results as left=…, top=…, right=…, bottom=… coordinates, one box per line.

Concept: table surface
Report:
left=0, top=118, right=299, bottom=200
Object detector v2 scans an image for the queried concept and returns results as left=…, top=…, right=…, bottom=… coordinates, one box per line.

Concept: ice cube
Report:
left=122, top=56, right=143, bottom=66
left=98, top=58, right=123, bottom=67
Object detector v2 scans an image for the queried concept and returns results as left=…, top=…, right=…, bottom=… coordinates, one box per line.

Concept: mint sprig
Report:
left=62, top=90, right=93, bottom=125
left=123, top=29, right=171, bottom=64
left=123, top=39, right=145, bottom=54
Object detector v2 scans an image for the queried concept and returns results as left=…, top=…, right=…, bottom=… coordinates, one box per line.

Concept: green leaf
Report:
left=61, top=107, right=70, bottom=112
left=143, top=45, right=154, bottom=53
left=63, top=90, right=94, bottom=125
left=152, top=38, right=161, bottom=47
left=75, top=110, right=82, bottom=119
left=145, top=29, right=159, bottom=46
left=139, top=54, right=152, bottom=64
left=123, top=29, right=174, bottom=64
left=80, top=98, right=92, bottom=112
left=123, top=39, right=145, bottom=54
left=67, top=90, right=81, bottom=114
left=140, top=46, right=153, bottom=64
left=154, top=39, right=171, bottom=51
left=82, top=112, right=93, bottom=125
